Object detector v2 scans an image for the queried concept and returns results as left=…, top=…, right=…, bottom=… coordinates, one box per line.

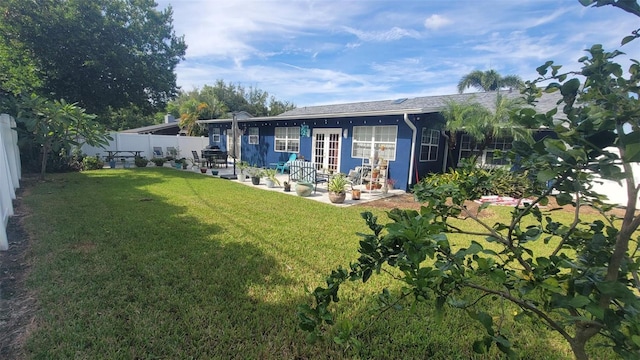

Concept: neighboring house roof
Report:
left=197, top=91, right=562, bottom=124
left=120, top=122, right=184, bottom=135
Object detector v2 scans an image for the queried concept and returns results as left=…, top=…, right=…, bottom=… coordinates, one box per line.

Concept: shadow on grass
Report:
left=21, top=169, right=594, bottom=359
left=23, top=170, right=325, bottom=359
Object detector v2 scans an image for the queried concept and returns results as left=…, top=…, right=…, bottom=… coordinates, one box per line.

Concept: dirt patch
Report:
left=358, top=193, right=633, bottom=220
left=0, top=186, right=36, bottom=360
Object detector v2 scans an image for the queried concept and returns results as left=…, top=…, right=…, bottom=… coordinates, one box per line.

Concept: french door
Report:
left=312, top=128, right=342, bottom=172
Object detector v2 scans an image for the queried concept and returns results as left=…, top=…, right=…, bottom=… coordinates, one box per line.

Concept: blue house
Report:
left=198, top=91, right=560, bottom=191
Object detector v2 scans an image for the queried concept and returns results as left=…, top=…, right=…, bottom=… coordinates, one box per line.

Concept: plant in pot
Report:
left=238, top=161, right=249, bottom=182
left=295, top=181, right=313, bottom=197
left=151, top=157, right=165, bottom=167
left=174, top=158, right=184, bottom=169
left=327, top=173, right=349, bottom=204
left=351, top=187, right=361, bottom=200
left=247, top=167, right=263, bottom=185
left=386, top=178, right=396, bottom=190
left=134, top=156, right=148, bottom=168
left=283, top=181, right=291, bottom=192
left=263, top=168, right=280, bottom=188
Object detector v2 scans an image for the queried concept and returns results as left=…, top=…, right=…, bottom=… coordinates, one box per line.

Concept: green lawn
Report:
left=19, top=168, right=613, bottom=359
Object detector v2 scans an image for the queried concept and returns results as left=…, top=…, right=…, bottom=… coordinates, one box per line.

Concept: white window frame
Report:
left=351, top=125, right=397, bottom=160
left=274, top=126, right=300, bottom=153
left=248, top=127, right=259, bottom=145
left=458, top=134, right=512, bottom=166
left=211, top=128, right=221, bottom=143
left=420, top=128, right=439, bottom=162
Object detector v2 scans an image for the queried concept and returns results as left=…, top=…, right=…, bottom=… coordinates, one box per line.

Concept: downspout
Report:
left=403, top=113, right=417, bottom=185
left=441, top=130, right=450, bottom=173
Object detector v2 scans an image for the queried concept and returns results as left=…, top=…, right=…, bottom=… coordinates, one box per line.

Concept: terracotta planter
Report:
left=351, top=189, right=361, bottom=200
left=329, top=192, right=346, bottom=204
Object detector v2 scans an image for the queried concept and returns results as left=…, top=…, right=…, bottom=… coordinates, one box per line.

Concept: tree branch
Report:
left=465, top=282, right=576, bottom=342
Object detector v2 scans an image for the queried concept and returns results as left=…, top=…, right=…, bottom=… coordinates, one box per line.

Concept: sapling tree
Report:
left=298, top=10, right=640, bottom=360
left=17, top=95, right=111, bottom=179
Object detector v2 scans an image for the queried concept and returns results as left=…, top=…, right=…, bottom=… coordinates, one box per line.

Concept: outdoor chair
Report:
left=166, top=146, right=177, bottom=159
left=152, top=147, right=163, bottom=158
left=289, top=160, right=327, bottom=193
left=272, top=153, right=297, bottom=174
left=191, top=150, right=204, bottom=168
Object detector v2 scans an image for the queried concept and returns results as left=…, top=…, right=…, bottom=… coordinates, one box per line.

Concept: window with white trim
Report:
left=248, top=127, right=259, bottom=145
left=420, top=128, right=439, bottom=162
left=459, top=135, right=512, bottom=166
left=211, top=128, right=221, bottom=143
left=274, top=126, right=300, bottom=152
left=351, top=125, right=397, bottom=160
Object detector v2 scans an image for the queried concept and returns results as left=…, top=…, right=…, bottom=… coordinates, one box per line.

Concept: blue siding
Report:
left=206, top=114, right=449, bottom=192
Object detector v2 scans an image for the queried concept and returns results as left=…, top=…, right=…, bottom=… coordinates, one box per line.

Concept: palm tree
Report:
left=441, top=93, right=531, bottom=167
left=457, top=69, right=523, bottom=93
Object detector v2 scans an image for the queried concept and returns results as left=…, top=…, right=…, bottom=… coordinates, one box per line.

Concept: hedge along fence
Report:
left=0, top=113, right=21, bottom=251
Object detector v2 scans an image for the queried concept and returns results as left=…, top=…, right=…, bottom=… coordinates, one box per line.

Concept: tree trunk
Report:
left=39, top=142, right=50, bottom=180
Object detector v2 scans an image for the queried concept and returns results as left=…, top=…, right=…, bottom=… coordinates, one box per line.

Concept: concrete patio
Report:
left=190, top=165, right=405, bottom=207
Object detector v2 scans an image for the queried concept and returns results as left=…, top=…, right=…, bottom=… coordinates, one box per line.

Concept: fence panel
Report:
left=0, top=113, right=21, bottom=251
left=81, top=133, right=210, bottom=162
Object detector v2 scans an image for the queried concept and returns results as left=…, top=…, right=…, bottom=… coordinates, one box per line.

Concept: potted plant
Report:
left=238, top=161, right=249, bottom=182
left=283, top=181, right=291, bottom=192
left=174, top=158, right=184, bottom=169
left=134, top=156, right=148, bottom=168
left=247, top=167, right=263, bottom=185
left=387, top=178, right=396, bottom=190
left=263, top=168, right=280, bottom=188
left=327, top=173, right=349, bottom=204
left=295, top=181, right=313, bottom=197
left=351, top=188, right=361, bottom=200
left=151, top=157, right=165, bottom=167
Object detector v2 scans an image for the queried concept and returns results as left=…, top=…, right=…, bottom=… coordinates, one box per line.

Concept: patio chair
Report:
left=273, top=153, right=297, bottom=174
left=289, top=160, right=327, bottom=193
left=191, top=150, right=204, bottom=168
left=152, top=147, right=163, bottom=158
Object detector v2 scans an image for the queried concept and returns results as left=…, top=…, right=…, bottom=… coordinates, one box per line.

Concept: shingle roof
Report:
left=197, top=90, right=562, bottom=123
left=278, top=91, right=561, bottom=118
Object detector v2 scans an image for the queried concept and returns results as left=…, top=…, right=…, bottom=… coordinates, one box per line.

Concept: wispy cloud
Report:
left=341, top=26, right=420, bottom=42
left=158, top=0, right=640, bottom=106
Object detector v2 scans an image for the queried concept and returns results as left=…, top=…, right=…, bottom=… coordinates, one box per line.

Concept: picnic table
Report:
left=105, top=150, right=143, bottom=161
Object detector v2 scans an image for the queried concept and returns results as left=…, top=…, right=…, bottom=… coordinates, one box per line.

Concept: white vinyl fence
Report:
left=81, top=132, right=210, bottom=163
left=1, top=114, right=21, bottom=251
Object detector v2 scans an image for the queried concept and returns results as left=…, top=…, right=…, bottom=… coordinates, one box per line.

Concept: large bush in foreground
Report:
left=299, top=26, right=640, bottom=360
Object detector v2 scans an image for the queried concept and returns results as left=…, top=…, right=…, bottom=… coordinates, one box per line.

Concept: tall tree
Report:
left=0, top=0, right=186, bottom=119
left=167, top=80, right=296, bottom=123
left=299, top=4, right=640, bottom=359
left=442, top=93, right=530, bottom=166
left=457, top=69, right=523, bottom=93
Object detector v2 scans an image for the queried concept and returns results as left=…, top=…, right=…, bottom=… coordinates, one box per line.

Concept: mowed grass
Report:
left=20, top=168, right=615, bottom=359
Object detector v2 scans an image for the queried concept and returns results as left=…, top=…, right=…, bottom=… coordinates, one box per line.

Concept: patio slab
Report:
left=191, top=166, right=404, bottom=207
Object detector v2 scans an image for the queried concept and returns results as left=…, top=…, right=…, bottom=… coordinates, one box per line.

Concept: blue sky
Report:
left=156, top=0, right=639, bottom=107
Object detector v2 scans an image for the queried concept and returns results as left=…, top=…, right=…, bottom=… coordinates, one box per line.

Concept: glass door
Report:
left=313, top=128, right=342, bottom=173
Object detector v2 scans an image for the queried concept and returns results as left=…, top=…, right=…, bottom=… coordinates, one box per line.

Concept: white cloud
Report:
left=342, top=26, right=420, bottom=42
left=423, top=14, right=452, bottom=30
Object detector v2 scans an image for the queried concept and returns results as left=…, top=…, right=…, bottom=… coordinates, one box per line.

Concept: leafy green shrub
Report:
left=134, top=156, right=148, bottom=168
left=420, top=159, right=539, bottom=199
left=82, top=155, right=104, bottom=170
left=151, top=157, right=165, bottom=167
